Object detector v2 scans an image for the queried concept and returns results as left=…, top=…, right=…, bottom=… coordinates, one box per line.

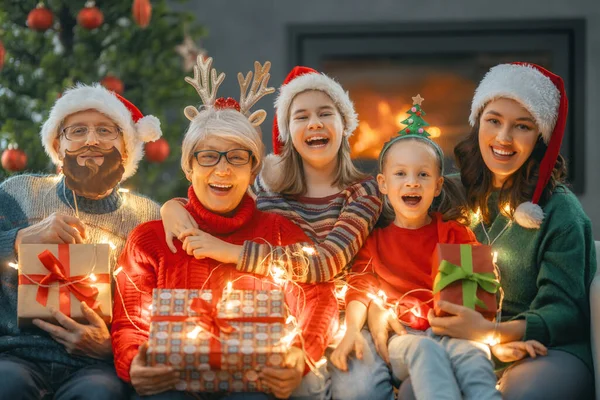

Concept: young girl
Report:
left=330, top=109, right=546, bottom=400
left=160, top=66, right=382, bottom=284
left=425, top=63, right=596, bottom=399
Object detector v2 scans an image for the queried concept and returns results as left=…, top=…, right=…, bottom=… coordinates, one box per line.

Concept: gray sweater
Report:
left=0, top=174, right=160, bottom=367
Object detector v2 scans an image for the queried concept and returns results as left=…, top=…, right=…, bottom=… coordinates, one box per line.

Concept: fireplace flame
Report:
left=350, top=100, right=442, bottom=159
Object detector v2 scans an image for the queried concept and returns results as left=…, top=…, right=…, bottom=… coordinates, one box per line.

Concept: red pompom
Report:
left=27, top=4, right=54, bottom=32
left=214, top=97, right=241, bottom=111
left=145, top=138, right=170, bottom=163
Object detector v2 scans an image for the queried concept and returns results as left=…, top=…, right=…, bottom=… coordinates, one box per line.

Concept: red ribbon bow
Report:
left=189, top=297, right=235, bottom=334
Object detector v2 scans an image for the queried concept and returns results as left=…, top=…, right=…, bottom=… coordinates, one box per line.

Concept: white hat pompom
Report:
left=136, top=115, right=162, bottom=143
left=514, top=201, right=545, bottom=229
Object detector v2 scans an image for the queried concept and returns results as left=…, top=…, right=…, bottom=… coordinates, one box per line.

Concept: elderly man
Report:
left=0, top=84, right=162, bottom=399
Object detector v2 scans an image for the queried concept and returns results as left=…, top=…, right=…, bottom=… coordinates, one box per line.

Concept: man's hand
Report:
left=330, top=327, right=366, bottom=371
left=260, top=346, right=305, bottom=399
left=15, top=212, right=86, bottom=251
left=180, top=228, right=242, bottom=264
left=130, top=343, right=181, bottom=396
left=367, top=301, right=406, bottom=364
left=491, top=340, right=547, bottom=363
left=32, top=302, right=111, bottom=359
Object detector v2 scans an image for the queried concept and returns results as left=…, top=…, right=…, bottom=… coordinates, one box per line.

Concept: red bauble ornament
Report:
left=0, top=40, right=5, bottom=71
left=132, top=0, right=152, bottom=28
left=101, top=75, right=124, bottom=95
left=145, top=138, right=170, bottom=163
left=27, top=3, right=54, bottom=32
left=2, top=145, right=27, bottom=172
left=416, top=111, right=422, bottom=116
left=405, top=128, right=410, bottom=133
left=77, top=1, right=104, bottom=30
left=214, top=97, right=241, bottom=111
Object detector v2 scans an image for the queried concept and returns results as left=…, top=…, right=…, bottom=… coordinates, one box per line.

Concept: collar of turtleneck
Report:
left=56, top=176, right=122, bottom=214
left=185, top=186, right=256, bottom=235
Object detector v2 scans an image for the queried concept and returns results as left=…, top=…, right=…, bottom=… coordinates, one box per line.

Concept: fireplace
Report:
left=288, top=20, right=586, bottom=192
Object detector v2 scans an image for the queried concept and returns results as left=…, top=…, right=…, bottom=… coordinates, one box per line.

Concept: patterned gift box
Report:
left=147, top=288, right=290, bottom=392
left=432, top=243, right=500, bottom=320
left=17, top=243, right=112, bottom=328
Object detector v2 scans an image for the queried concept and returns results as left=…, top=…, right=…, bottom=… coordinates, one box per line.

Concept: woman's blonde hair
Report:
left=181, top=108, right=264, bottom=176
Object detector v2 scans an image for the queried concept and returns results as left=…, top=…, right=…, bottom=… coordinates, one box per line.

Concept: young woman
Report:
left=418, top=63, right=596, bottom=400
left=161, top=66, right=382, bottom=284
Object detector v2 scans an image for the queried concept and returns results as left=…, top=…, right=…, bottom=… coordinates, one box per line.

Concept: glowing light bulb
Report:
left=89, top=273, right=97, bottom=282
left=148, top=304, right=153, bottom=311
left=286, top=315, right=295, bottom=325
left=483, top=335, right=499, bottom=347
left=302, top=246, right=315, bottom=255
left=503, top=203, right=511, bottom=214
left=492, top=251, right=498, bottom=264
left=280, top=330, right=298, bottom=347
left=8, top=262, right=18, bottom=270
left=187, top=326, right=202, bottom=339
left=377, top=290, right=387, bottom=303
left=118, top=188, right=130, bottom=193
left=113, top=266, right=123, bottom=276
left=315, top=357, right=328, bottom=368
left=335, top=285, right=348, bottom=300
left=271, top=265, right=286, bottom=285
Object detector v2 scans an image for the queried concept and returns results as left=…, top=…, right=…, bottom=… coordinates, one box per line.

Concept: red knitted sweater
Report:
left=111, top=187, right=337, bottom=382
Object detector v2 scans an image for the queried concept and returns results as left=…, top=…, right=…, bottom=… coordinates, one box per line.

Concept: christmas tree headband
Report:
left=378, top=94, right=445, bottom=173
left=183, top=56, right=275, bottom=127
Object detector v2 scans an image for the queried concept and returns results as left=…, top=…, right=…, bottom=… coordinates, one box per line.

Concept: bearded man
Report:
left=0, top=84, right=162, bottom=399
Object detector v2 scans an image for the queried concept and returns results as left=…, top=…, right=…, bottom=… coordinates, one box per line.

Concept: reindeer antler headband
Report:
left=184, top=56, right=275, bottom=127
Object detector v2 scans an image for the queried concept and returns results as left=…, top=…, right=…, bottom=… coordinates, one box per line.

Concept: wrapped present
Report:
left=147, top=288, right=291, bottom=393
left=17, top=243, right=112, bottom=328
left=432, top=244, right=500, bottom=320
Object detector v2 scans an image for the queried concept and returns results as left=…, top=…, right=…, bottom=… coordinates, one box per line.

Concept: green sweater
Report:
left=471, top=185, right=596, bottom=371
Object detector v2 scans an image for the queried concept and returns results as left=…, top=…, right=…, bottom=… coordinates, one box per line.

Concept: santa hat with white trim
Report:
left=469, top=62, right=568, bottom=229
left=272, top=66, right=358, bottom=155
left=41, top=83, right=162, bottom=181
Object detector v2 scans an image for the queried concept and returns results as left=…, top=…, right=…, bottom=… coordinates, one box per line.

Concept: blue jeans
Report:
left=388, top=329, right=500, bottom=400
left=328, top=329, right=396, bottom=400
left=133, top=363, right=330, bottom=400
left=0, top=354, right=129, bottom=400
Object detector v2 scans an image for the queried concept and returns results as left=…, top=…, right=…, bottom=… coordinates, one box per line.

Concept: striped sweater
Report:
left=0, top=174, right=159, bottom=368
left=238, top=175, right=382, bottom=283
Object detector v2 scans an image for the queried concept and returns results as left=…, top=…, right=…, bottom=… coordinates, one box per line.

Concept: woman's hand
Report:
left=367, top=301, right=406, bottom=363
left=330, top=327, right=366, bottom=371
left=260, top=346, right=305, bottom=399
left=491, top=340, right=547, bottom=363
left=428, top=301, right=495, bottom=341
left=180, top=228, right=242, bottom=264
left=130, top=343, right=181, bottom=396
left=160, top=199, right=198, bottom=253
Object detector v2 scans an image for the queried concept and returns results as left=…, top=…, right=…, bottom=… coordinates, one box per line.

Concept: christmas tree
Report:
left=0, top=0, right=205, bottom=202
left=399, top=94, right=430, bottom=137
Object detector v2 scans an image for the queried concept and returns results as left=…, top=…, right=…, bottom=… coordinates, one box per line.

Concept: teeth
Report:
left=306, top=136, right=328, bottom=143
left=492, top=148, right=515, bottom=156
left=209, top=183, right=232, bottom=189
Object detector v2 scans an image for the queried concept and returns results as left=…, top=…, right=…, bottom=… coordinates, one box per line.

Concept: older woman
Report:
left=111, top=59, right=337, bottom=400
left=413, top=63, right=595, bottom=400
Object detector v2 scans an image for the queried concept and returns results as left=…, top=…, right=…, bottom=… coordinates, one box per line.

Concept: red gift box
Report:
left=432, top=244, right=499, bottom=320
left=147, top=288, right=292, bottom=392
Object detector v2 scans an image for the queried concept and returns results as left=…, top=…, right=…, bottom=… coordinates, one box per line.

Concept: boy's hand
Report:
left=330, top=327, right=366, bottom=371
left=491, top=340, right=547, bottom=363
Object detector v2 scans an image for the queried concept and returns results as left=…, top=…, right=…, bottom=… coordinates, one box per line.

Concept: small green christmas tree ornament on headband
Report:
left=400, top=94, right=430, bottom=137
left=379, top=94, right=445, bottom=172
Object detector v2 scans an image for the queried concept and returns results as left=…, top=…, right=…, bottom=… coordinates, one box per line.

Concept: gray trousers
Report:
left=389, top=329, right=501, bottom=400
left=398, top=348, right=594, bottom=400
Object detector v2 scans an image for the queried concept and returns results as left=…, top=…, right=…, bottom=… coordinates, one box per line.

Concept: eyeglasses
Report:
left=193, top=149, right=253, bottom=167
left=61, top=125, right=122, bottom=142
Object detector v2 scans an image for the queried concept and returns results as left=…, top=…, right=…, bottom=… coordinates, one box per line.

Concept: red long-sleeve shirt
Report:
left=112, top=187, right=337, bottom=382
left=346, top=213, right=478, bottom=330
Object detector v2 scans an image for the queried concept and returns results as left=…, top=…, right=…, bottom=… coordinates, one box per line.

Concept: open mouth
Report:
left=78, top=153, right=104, bottom=163
left=305, top=136, right=330, bottom=147
left=491, top=146, right=516, bottom=160
left=402, top=195, right=422, bottom=206
left=209, top=183, right=233, bottom=193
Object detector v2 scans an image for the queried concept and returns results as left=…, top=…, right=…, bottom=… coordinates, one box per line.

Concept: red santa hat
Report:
left=469, top=62, right=568, bottom=229
left=41, top=83, right=162, bottom=181
left=272, top=66, right=358, bottom=154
